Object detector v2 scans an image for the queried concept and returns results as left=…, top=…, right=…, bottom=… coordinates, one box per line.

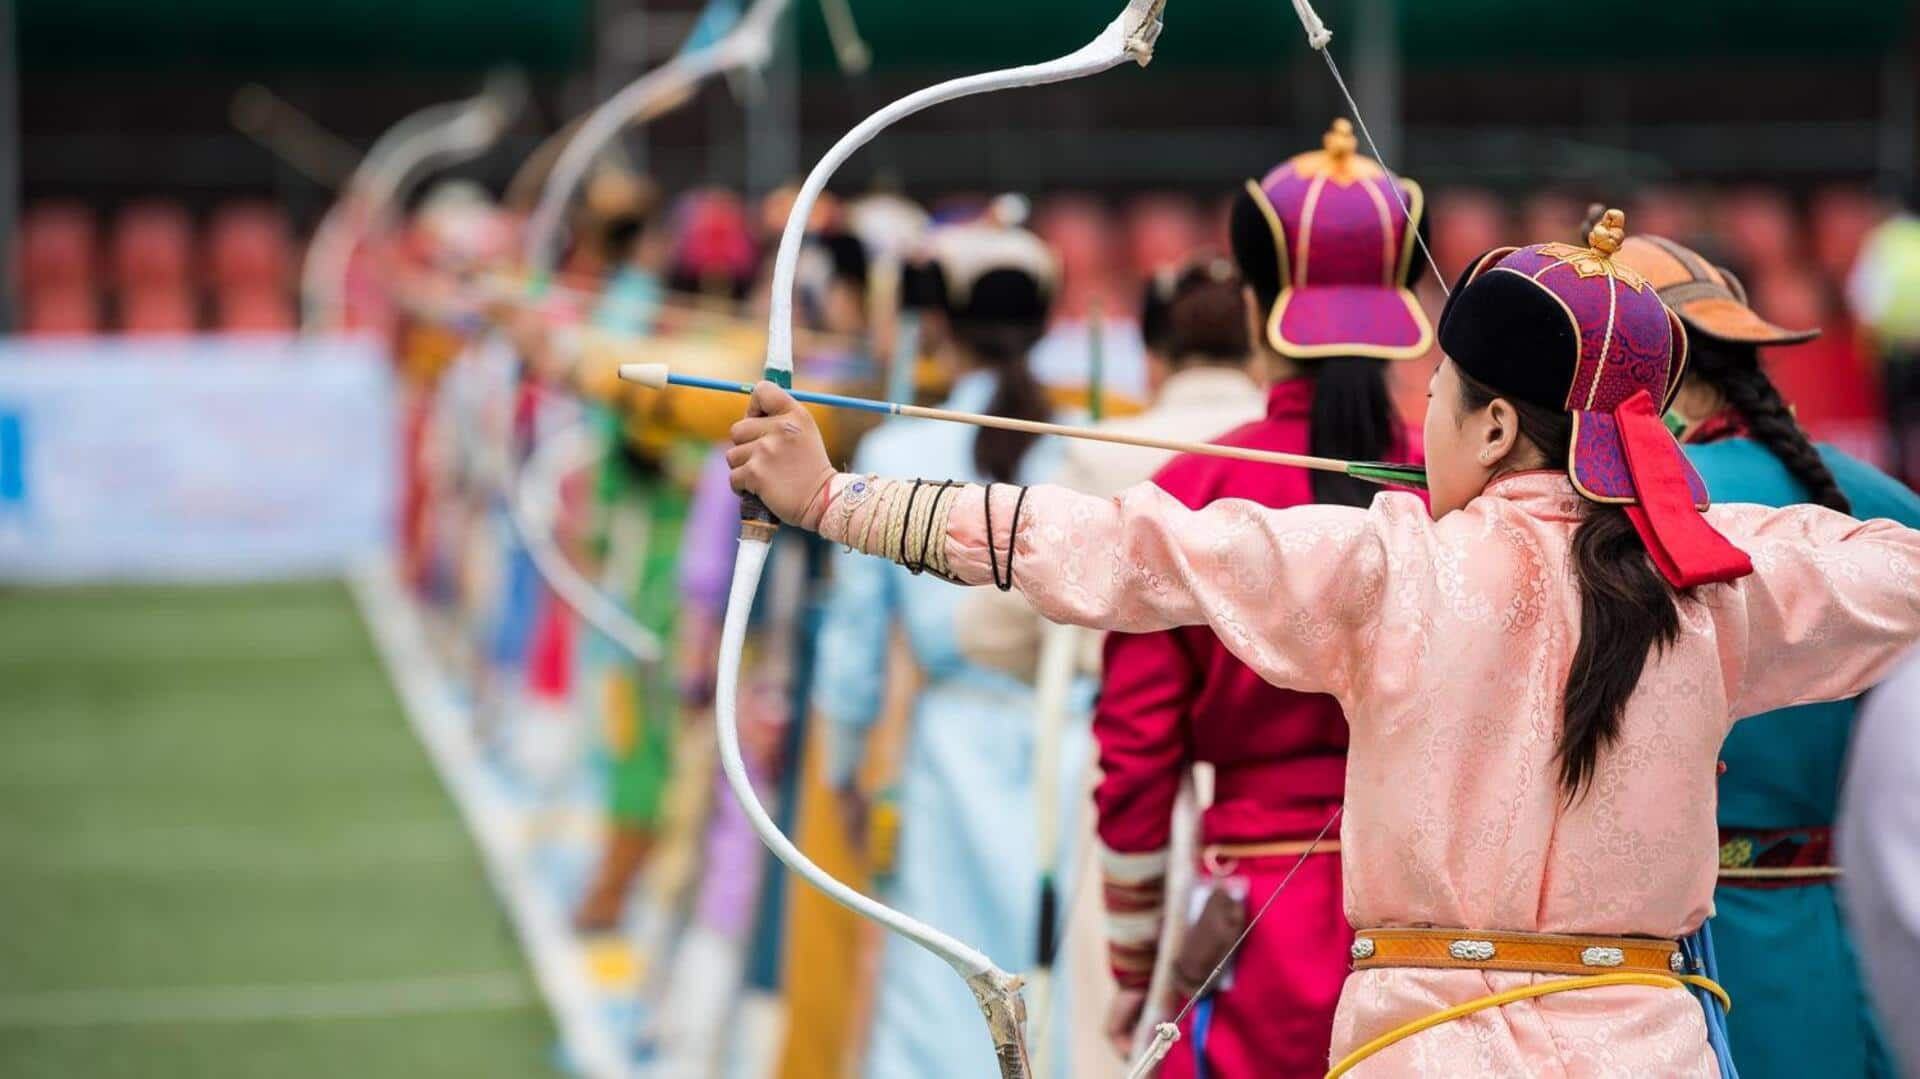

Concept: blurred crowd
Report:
left=17, top=179, right=1912, bottom=470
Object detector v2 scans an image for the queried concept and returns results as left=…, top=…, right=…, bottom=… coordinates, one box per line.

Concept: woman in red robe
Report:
left=1095, top=119, right=1429, bottom=1078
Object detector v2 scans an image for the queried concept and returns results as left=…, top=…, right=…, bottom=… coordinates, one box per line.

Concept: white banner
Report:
left=0, top=333, right=397, bottom=582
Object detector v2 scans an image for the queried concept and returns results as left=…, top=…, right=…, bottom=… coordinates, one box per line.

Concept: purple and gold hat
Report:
left=1229, top=119, right=1431, bottom=362
left=1439, top=210, right=1753, bottom=589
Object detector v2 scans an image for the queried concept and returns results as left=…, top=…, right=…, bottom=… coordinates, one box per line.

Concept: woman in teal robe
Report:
left=1628, top=231, right=1920, bottom=1078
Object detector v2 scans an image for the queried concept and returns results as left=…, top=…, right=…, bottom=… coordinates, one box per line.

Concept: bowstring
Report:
left=1314, top=48, right=1449, bottom=297
left=1131, top=11, right=1407, bottom=1070
left=1159, top=806, right=1343, bottom=1035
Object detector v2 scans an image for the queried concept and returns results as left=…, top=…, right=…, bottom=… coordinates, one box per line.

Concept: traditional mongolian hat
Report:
left=1229, top=118, right=1432, bottom=361
left=1141, top=253, right=1239, bottom=357
left=919, top=221, right=1058, bottom=327
left=800, top=232, right=870, bottom=291
left=796, top=231, right=871, bottom=328
left=1602, top=228, right=1819, bottom=346
left=1438, top=209, right=1754, bottom=589
left=670, top=189, right=758, bottom=296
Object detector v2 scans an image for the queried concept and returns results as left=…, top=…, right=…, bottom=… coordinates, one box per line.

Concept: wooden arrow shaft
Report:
left=649, top=368, right=1405, bottom=480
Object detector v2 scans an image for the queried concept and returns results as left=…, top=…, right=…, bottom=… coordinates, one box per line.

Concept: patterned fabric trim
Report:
left=1101, top=841, right=1169, bottom=990
left=1100, top=843, right=1170, bottom=884
left=1718, top=826, right=1837, bottom=888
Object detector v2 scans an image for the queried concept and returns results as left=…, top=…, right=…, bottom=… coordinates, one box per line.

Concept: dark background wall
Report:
left=15, top=0, right=1918, bottom=222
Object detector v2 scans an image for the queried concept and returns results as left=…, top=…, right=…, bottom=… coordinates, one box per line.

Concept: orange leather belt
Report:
left=1350, top=927, right=1687, bottom=978
left=1201, top=838, right=1341, bottom=876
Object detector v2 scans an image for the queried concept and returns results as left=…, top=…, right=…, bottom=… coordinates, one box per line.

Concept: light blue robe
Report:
left=811, top=370, right=1086, bottom=1079
left=1687, top=438, right=1920, bottom=1079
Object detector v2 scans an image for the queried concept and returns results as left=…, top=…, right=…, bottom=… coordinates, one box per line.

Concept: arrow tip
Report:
left=617, top=362, right=670, bottom=389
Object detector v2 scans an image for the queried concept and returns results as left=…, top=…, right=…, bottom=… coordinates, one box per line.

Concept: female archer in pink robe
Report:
left=725, top=210, right=1920, bottom=1076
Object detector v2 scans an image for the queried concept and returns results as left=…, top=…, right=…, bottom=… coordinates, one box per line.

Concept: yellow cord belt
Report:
left=1327, top=928, right=1732, bottom=1078
left=1327, top=972, right=1729, bottom=1077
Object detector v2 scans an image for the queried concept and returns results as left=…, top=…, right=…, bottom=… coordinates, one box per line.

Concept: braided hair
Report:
left=1688, top=337, right=1851, bottom=513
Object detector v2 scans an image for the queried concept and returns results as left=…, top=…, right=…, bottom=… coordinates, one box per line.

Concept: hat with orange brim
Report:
left=1609, top=233, right=1818, bottom=347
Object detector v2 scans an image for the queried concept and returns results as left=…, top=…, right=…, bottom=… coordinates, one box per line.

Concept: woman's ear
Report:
left=1481, top=396, right=1522, bottom=467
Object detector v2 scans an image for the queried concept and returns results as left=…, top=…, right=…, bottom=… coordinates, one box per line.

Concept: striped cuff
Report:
left=1101, top=843, right=1168, bottom=990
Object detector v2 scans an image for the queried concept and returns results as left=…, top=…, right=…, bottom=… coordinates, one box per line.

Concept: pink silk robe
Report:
left=820, top=470, right=1920, bottom=1075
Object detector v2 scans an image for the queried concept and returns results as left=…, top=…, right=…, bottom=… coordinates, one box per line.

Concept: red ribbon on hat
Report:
left=1615, top=389, right=1753, bottom=588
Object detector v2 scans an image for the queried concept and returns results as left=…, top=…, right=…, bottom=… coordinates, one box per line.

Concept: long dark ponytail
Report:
left=1307, top=356, right=1399, bottom=507
left=957, top=319, right=1051, bottom=484
left=1458, top=372, right=1683, bottom=800
left=1688, top=338, right=1850, bottom=513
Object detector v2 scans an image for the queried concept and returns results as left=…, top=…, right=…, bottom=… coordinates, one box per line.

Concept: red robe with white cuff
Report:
left=1095, top=377, right=1421, bottom=1079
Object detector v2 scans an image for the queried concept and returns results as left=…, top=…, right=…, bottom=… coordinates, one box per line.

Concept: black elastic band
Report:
left=901, top=479, right=927, bottom=572
left=1000, top=484, right=1030, bottom=592
left=914, top=480, right=955, bottom=577
left=983, top=482, right=1001, bottom=589
left=989, top=484, right=1029, bottom=592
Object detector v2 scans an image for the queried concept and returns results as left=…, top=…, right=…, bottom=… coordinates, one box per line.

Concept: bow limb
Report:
left=815, top=0, right=872, bottom=74
left=1024, top=619, right=1081, bottom=1072
left=302, top=72, right=526, bottom=330
left=722, top=3, right=1169, bottom=1075
left=509, top=418, right=665, bottom=666
left=761, top=0, right=1167, bottom=379
left=522, top=0, right=790, bottom=275
left=1289, top=0, right=1333, bottom=49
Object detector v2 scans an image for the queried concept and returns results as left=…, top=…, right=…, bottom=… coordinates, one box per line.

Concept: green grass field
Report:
left=0, top=581, right=557, bottom=1078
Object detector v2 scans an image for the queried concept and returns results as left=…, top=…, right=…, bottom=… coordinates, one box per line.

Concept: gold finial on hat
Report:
left=1288, top=117, right=1383, bottom=184
left=1588, top=208, right=1626, bottom=256
left=1533, top=206, right=1648, bottom=289
left=1323, top=118, right=1357, bottom=162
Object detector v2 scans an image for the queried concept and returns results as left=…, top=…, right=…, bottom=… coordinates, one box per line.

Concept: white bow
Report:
left=522, top=0, right=792, bottom=275
left=508, top=0, right=803, bottom=664
left=301, top=71, right=526, bottom=330
left=719, top=3, right=1168, bottom=1074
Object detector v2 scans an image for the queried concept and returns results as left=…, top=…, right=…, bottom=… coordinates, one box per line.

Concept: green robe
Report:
left=591, top=428, right=690, bottom=826
left=585, top=267, right=686, bottom=828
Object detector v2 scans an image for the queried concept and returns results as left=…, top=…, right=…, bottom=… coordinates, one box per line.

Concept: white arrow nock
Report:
left=616, top=362, right=670, bottom=389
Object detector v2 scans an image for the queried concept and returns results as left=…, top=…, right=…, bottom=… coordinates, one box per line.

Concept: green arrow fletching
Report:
left=1345, top=461, right=1428, bottom=489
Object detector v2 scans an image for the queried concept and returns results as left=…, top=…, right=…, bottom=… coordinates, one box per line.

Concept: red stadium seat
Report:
left=1521, top=192, right=1586, bottom=249
left=18, top=201, right=98, bottom=294
left=1809, top=186, right=1885, bottom=284
left=1429, top=188, right=1508, bottom=281
left=112, top=201, right=194, bottom=291
left=1748, top=268, right=1880, bottom=448
left=1123, top=194, right=1204, bottom=279
left=118, top=285, right=199, bottom=335
left=23, top=286, right=100, bottom=336
left=1717, top=188, right=1801, bottom=274
left=1749, top=268, right=1828, bottom=334
left=215, top=285, right=295, bottom=333
left=1628, top=188, right=1710, bottom=251
left=207, top=203, right=294, bottom=291
left=1035, top=195, right=1117, bottom=320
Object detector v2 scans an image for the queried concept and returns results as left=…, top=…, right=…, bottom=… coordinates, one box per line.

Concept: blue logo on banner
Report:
left=0, top=408, right=23, bottom=510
